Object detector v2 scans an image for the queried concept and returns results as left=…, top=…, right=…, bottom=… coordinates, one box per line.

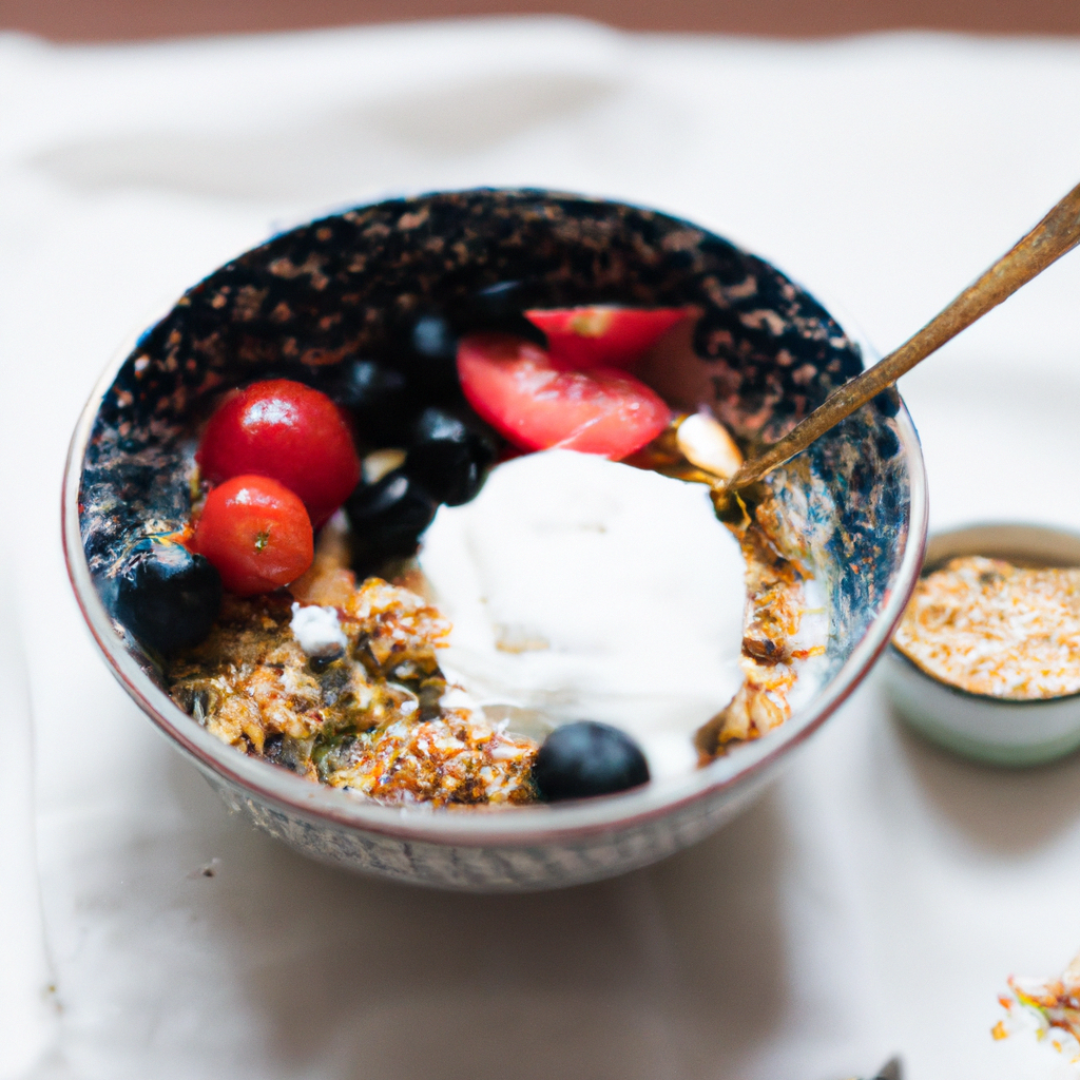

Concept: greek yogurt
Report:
left=418, top=449, right=748, bottom=779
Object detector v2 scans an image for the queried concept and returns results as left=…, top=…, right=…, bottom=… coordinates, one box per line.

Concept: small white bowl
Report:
left=882, top=523, right=1080, bottom=767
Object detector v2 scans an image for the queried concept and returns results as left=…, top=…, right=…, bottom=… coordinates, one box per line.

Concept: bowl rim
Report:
left=61, top=205, right=929, bottom=848
left=889, top=520, right=1080, bottom=708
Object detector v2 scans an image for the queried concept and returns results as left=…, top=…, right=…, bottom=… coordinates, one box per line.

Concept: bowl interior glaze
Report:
left=65, top=189, right=926, bottom=887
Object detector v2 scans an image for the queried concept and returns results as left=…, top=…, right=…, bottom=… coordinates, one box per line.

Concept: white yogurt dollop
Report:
left=417, top=449, right=748, bottom=780
left=289, top=602, right=347, bottom=657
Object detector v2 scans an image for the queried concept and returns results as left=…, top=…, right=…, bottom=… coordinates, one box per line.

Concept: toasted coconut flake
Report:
left=894, top=556, right=1080, bottom=699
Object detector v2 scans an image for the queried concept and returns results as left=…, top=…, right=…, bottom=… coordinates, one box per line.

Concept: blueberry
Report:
left=405, top=406, right=497, bottom=506
left=332, top=357, right=408, bottom=411
left=403, top=313, right=461, bottom=397
left=345, top=468, right=438, bottom=567
left=114, top=541, right=222, bottom=655
left=324, top=357, right=413, bottom=445
left=875, top=426, right=900, bottom=459
left=533, top=721, right=650, bottom=802
left=473, top=280, right=523, bottom=310
left=463, top=281, right=547, bottom=346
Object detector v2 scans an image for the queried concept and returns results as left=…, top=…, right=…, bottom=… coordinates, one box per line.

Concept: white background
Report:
left=2, top=19, right=1080, bottom=1079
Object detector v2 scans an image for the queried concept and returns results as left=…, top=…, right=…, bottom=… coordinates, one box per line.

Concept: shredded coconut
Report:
left=289, top=602, right=348, bottom=657
left=894, top=556, right=1080, bottom=699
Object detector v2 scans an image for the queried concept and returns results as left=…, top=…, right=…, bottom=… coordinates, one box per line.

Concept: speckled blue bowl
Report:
left=63, top=189, right=927, bottom=891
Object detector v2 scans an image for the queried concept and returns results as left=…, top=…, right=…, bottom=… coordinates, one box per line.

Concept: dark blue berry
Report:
left=394, top=293, right=545, bottom=404
left=115, top=541, right=222, bottom=655
left=326, top=358, right=413, bottom=445
left=533, top=721, right=650, bottom=802
left=402, top=313, right=461, bottom=397
left=462, top=281, right=547, bottom=346
left=345, top=468, right=438, bottom=568
left=405, top=406, right=497, bottom=506
left=412, top=313, right=459, bottom=363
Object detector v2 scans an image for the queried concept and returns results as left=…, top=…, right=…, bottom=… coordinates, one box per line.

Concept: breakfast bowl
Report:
left=63, top=188, right=927, bottom=891
left=882, top=523, right=1080, bottom=767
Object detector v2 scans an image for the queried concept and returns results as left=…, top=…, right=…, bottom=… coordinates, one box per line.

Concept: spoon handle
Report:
left=727, top=179, right=1080, bottom=491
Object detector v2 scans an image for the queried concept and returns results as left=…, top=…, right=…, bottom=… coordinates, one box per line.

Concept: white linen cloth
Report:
left=3, top=19, right=1080, bottom=1079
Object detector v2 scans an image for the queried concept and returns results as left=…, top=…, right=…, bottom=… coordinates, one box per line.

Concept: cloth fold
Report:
left=0, top=537, right=57, bottom=1080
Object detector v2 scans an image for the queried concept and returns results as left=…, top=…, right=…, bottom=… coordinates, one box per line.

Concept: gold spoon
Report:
left=720, top=179, right=1080, bottom=496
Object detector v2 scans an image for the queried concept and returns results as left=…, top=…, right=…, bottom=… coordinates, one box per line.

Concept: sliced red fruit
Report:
left=456, top=333, right=670, bottom=460
left=524, top=306, right=693, bottom=371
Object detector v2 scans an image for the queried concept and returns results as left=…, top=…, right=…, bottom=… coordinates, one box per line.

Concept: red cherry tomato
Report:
left=194, top=475, right=314, bottom=596
left=197, top=379, right=361, bottom=528
left=524, top=307, right=693, bottom=370
left=456, top=333, right=670, bottom=460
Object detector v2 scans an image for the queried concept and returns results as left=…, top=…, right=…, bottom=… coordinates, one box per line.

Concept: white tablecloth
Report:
left=3, top=19, right=1080, bottom=1079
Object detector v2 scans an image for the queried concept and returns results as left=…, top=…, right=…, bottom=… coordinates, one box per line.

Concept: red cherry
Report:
left=193, top=475, right=313, bottom=596
left=456, top=333, right=670, bottom=460
left=197, top=379, right=361, bottom=528
left=524, top=307, right=693, bottom=370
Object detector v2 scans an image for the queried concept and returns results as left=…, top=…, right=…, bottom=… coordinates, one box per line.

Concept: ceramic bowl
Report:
left=882, top=522, right=1080, bottom=767
left=63, top=189, right=927, bottom=891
